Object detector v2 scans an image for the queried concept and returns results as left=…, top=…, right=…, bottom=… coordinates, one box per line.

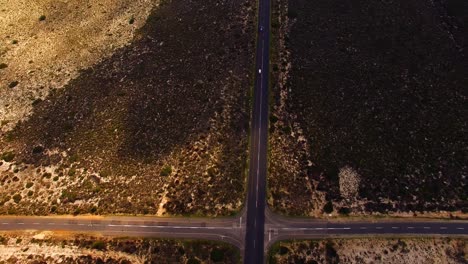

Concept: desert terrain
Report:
left=0, top=231, right=239, bottom=263
left=0, top=0, right=256, bottom=216
left=269, top=238, right=467, bottom=264
left=268, top=0, right=467, bottom=217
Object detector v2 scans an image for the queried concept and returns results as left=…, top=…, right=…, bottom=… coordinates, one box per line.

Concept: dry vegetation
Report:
left=0, top=0, right=256, bottom=216
left=0, top=231, right=239, bottom=263
left=0, top=0, right=155, bottom=132
left=268, top=0, right=468, bottom=216
left=269, top=238, right=467, bottom=264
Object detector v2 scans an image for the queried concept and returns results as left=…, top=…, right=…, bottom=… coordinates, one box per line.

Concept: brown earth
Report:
left=269, top=238, right=467, bottom=264
left=0, top=0, right=256, bottom=216
left=268, top=0, right=467, bottom=216
left=0, top=231, right=240, bottom=263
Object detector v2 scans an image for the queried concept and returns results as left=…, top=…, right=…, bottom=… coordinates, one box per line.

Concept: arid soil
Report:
left=0, top=0, right=256, bottom=216
left=0, top=0, right=156, bottom=132
left=268, top=0, right=468, bottom=216
left=269, top=238, right=467, bottom=264
left=0, top=231, right=239, bottom=263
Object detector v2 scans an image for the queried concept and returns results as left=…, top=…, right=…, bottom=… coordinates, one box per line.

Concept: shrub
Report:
left=8, top=81, right=19, bottom=88
left=338, top=207, right=350, bottom=215
left=129, top=17, right=135, bottom=24
left=68, top=154, right=79, bottom=163
left=11, top=40, right=18, bottom=45
left=210, top=248, right=224, bottom=262
left=1, top=151, right=15, bottom=162
left=187, top=258, right=201, bottom=264
left=27, top=190, right=33, bottom=196
left=61, top=190, right=77, bottom=203
left=91, top=240, right=107, bottom=250
left=278, top=246, right=289, bottom=255
left=100, top=169, right=111, bottom=177
left=39, top=15, right=46, bottom=21
left=68, top=167, right=76, bottom=176
left=323, top=201, right=334, bottom=213
left=270, top=115, right=279, bottom=124
left=160, top=165, right=172, bottom=176
left=32, top=145, right=44, bottom=154
left=0, top=63, right=7, bottom=69
left=32, top=98, right=42, bottom=106
left=25, top=182, right=33, bottom=188
left=13, top=194, right=22, bottom=203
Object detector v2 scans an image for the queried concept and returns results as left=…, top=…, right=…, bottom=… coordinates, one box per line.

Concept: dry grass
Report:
left=0, top=0, right=156, bottom=131
left=268, top=0, right=467, bottom=217
left=0, top=231, right=240, bottom=263
left=0, top=0, right=256, bottom=216
left=269, top=238, right=467, bottom=264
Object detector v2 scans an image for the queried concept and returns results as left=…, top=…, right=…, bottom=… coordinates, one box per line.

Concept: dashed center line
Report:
left=0, top=220, right=466, bottom=237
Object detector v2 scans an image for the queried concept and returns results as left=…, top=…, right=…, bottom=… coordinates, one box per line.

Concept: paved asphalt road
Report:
left=243, top=0, right=271, bottom=262
left=0, top=216, right=244, bottom=249
left=0, top=214, right=465, bottom=257
left=0, top=0, right=467, bottom=263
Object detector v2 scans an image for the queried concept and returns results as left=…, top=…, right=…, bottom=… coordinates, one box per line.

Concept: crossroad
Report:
left=0, top=0, right=467, bottom=263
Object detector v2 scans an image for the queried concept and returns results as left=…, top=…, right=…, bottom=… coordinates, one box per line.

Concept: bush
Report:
left=270, top=115, right=279, bottom=124
left=323, top=201, right=333, bottom=213
left=1, top=151, right=15, bottom=162
left=129, top=17, right=135, bottom=24
left=338, top=207, right=350, bottom=215
left=91, top=240, right=107, bottom=250
left=210, top=248, right=224, bottom=262
left=325, top=241, right=339, bottom=262
left=25, top=182, right=33, bottom=188
left=68, top=167, right=76, bottom=176
left=187, top=258, right=201, bottom=264
left=160, top=165, right=172, bottom=176
left=278, top=246, right=289, bottom=255
left=61, top=190, right=77, bottom=203
left=39, top=15, right=46, bottom=21
left=0, top=63, right=7, bottom=69
left=32, top=145, right=44, bottom=154
left=13, top=194, right=22, bottom=203
left=69, top=154, right=79, bottom=163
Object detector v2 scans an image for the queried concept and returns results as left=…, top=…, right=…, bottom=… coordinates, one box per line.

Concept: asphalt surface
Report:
left=0, top=216, right=244, bottom=249
left=243, top=0, right=271, bottom=262
left=0, top=0, right=467, bottom=262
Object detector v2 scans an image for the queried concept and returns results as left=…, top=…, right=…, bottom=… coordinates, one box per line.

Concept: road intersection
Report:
left=0, top=0, right=467, bottom=263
